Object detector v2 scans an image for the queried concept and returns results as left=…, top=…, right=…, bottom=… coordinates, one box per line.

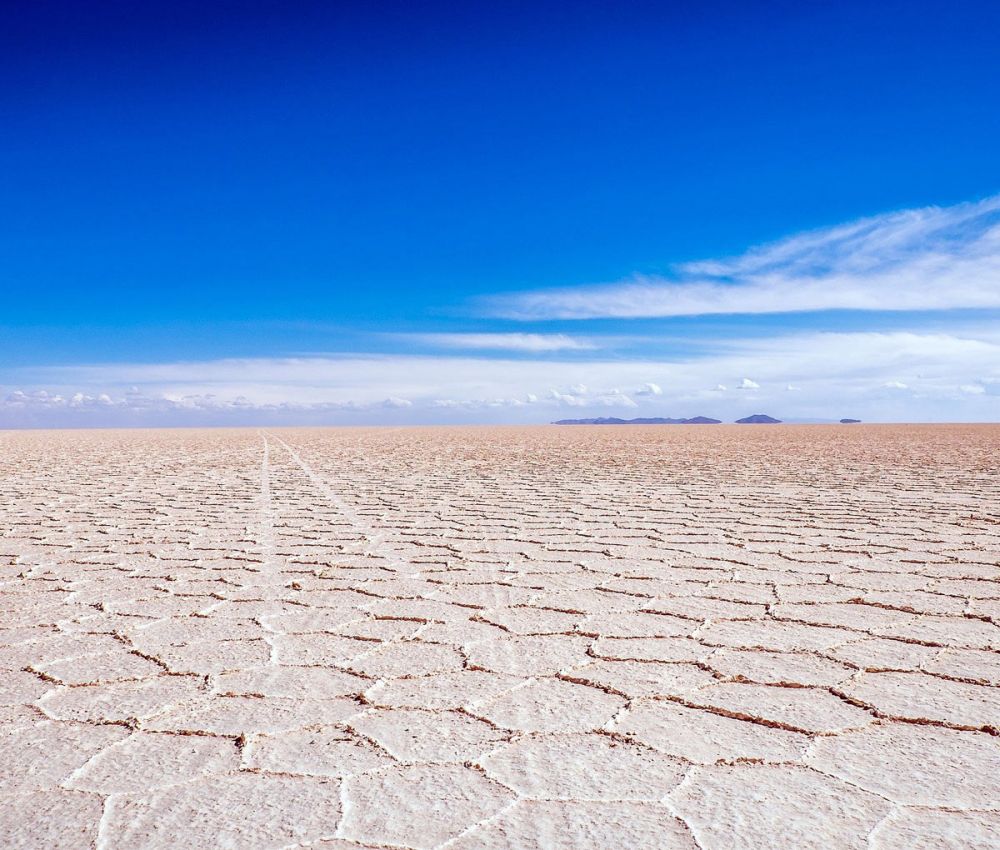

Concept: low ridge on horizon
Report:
left=554, top=414, right=798, bottom=425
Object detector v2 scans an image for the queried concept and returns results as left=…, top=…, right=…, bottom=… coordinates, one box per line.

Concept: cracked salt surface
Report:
left=1, top=424, right=998, bottom=849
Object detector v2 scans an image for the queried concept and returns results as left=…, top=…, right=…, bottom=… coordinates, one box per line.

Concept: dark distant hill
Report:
left=553, top=416, right=722, bottom=425
left=840, top=418, right=862, bottom=424
left=735, top=414, right=782, bottom=424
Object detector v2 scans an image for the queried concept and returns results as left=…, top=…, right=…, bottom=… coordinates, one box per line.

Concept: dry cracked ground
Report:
left=1, top=425, right=999, bottom=850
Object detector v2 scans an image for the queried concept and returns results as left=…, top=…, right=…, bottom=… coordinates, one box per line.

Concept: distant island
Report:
left=553, top=416, right=722, bottom=425
left=840, top=418, right=862, bottom=424
left=735, top=414, right=783, bottom=424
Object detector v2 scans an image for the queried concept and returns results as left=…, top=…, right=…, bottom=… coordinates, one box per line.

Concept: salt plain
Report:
left=1, top=425, right=998, bottom=849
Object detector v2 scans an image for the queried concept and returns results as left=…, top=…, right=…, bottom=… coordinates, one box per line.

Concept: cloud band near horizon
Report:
left=2, top=328, right=998, bottom=426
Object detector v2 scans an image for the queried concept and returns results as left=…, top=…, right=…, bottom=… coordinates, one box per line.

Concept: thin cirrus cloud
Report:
left=483, top=195, right=1000, bottom=319
left=401, top=332, right=597, bottom=352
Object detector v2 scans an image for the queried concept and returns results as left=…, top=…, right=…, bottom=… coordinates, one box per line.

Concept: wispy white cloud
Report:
left=430, top=395, right=537, bottom=409
left=401, top=332, right=597, bottom=352
left=485, top=195, right=1000, bottom=319
left=635, top=382, right=663, bottom=396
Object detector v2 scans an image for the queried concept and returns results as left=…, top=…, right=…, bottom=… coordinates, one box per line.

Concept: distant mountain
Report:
left=735, top=414, right=782, bottom=424
left=840, top=418, right=862, bottom=424
left=553, top=416, right=722, bottom=425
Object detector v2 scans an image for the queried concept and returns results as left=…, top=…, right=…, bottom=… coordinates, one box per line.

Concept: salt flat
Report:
left=1, top=425, right=998, bottom=849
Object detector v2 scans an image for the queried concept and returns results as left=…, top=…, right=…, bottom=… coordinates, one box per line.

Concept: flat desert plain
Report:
left=1, top=425, right=999, bottom=850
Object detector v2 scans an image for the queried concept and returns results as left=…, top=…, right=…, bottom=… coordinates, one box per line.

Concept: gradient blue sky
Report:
left=2, top=0, right=999, bottom=426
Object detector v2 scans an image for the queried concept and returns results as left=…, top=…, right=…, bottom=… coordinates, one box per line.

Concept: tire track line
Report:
left=264, top=431, right=407, bottom=570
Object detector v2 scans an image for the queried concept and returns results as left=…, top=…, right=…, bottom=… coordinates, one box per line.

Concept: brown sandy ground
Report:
left=1, top=425, right=998, bottom=849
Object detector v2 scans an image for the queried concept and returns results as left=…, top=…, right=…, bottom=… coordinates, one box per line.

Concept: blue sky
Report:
left=2, top=0, right=999, bottom=426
